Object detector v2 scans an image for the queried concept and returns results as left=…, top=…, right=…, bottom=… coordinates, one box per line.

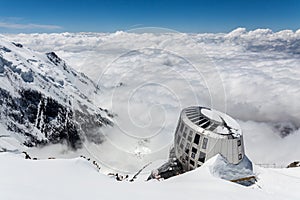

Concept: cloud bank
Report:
left=3, top=28, right=300, bottom=168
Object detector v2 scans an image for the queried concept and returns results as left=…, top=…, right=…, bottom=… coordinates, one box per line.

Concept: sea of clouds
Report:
left=4, top=28, right=300, bottom=170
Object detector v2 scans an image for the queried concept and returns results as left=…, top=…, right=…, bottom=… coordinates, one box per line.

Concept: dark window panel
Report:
left=183, top=127, right=188, bottom=138
left=198, top=118, right=208, bottom=126
left=176, top=135, right=181, bottom=145
left=238, top=153, right=242, bottom=160
left=185, top=155, right=189, bottom=161
left=201, top=121, right=211, bottom=129
left=194, top=134, right=200, bottom=144
left=180, top=123, right=185, bottom=133
left=180, top=144, right=184, bottom=149
left=202, top=138, right=208, bottom=149
left=175, top=121, right=181, bottom=133
left=191, top=152, right=196, bottom=159
left=190, top=160, right=195, bottom=166
left=198, top=151, right=206, bottom=163
left=185, top=148, right=189, bottom=155
left=186, top=143, right=190, bottom=149
left=192, top=147, right=197, bottom=153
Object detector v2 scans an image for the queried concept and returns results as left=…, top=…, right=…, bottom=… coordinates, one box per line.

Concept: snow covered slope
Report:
left=1, top=152, right=300, bottom=200
left=0, top=37, right=112, bottom=151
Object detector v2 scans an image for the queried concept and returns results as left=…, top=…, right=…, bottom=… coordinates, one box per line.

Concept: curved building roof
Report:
left=182, top=106, right=242, bottom=138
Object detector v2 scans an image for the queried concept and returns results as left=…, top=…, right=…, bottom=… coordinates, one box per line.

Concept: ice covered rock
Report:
left=209, top=154, right=254, bottom=185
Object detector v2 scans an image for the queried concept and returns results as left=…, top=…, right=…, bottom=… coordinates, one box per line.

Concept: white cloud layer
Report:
left=3, top=28, right=300, bottom=170
left=0, top=22, right=61, bottom=30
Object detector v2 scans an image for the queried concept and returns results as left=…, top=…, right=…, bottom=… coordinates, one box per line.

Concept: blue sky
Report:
left=0, top=0, right=299, bottom=33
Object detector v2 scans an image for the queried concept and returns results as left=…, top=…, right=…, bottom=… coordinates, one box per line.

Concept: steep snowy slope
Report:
left=0, top=38, right=112, bottom=151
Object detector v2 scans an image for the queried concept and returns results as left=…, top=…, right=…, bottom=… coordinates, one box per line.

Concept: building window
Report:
left=191, top=152, right=196, bottom=159
left=192, top=147, right=197, bottom=153
left=208, top=123, right=218, bottom=131
left=238, top=153, right=242, bottom=160
left=180, top=143, right=184, bottom=149
left=237, top=140, right=241, bottom=146
left=176, top=121, right=181, bottom=133
left=191, top=117, right=199, bottom=123
left=177, top=148, right=182, bottom=155
left=201, top=121, right=211, bottom=129
left=198, top=151, right=206, bottom=163
left=190, top=160, right=195, bottom=166
left=196, top=116, right=204, bottom=124
left=198, top=118, right=208, bottom=126
left=186, top=143, right=190, bottom=149
left=176, top=135, right=181, bottom=145
left=180, top=139, right=185, bottom=149
left=193, top=134, right=200, bottom=144
left=180, top=123, right=184, bottom=133
left=189, top=130, right=193, bottom=136
left=187, top=135, right=193, bottom=142
left=185, top=155, right=189, bottom=161
left=183, top=127, right=188, bottom=138
left=185, top=148, right=189, bottom=155
left=202, top=138, right=208, bottom=149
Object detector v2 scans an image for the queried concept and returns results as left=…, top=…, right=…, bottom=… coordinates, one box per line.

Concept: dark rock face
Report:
left=0, top=86, right=112, bottom=149
left=20, top=71, right=34, bottom=83
left=1, top=88, right=79, bottom=148
left=0, top=57, right=34, bottom=82
left=0, top=57, right=12, bottom=73
left=46, top=52, right=62, bottom=66
left=287, top=161, right=300, bottom=168
left=12, top=42, right=23, bottom=48
left=0, top=46, right=11, bottom=53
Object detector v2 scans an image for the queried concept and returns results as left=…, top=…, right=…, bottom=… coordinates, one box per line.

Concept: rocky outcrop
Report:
left=287, top=161, right=300, bottom=168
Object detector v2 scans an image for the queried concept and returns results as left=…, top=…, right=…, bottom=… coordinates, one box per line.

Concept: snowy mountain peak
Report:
left=0, top=38, right=112, bottom=151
